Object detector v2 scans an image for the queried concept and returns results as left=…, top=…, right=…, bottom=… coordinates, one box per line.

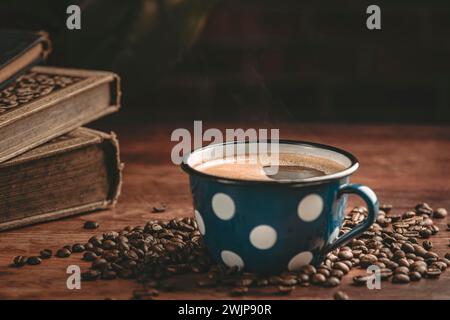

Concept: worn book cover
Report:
left=0, top=30, right=52, bottom=88
left=0, top=66, right=121, bottom=163
left=0, top=127, right=123, bottom=231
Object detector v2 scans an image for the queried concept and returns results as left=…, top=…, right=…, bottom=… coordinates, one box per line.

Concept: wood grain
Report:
left=0, top=123, right=448, bottom=300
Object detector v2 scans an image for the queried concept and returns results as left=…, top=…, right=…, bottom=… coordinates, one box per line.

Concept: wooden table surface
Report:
left=0, top=123, right=449, bottom=300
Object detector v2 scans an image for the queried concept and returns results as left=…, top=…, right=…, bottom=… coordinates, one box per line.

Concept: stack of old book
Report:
left=0, top=30, right=122, bottom=231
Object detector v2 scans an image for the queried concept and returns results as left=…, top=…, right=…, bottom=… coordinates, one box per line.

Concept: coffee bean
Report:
left=324, top=277, right=340, bottom=287
left=152, top=205, right=166, bottom=213
left=385, top=261, right=399, bottom=270
left=92, top=247, right=104, bottom=256
left=380, top=204, right=393, bottom=213
left=431, top=261, right=447, bottom=272
left=397, top=258, right=410, bottom=268
left=197, top=278, right=217, bottom=287
left=92, top=258, right=108, bottom=270
left=360, top=254, right=378, bottom=268
left=415, top=203, right=433, bottom=215
left=433, top=208, right=447, bottom=219
left=393, top=250, right=406, bottom=260
left=40, top=249, right=52, bottom=259
left=230, top=286, right=248, bottom=296
left=424, top=251, right=439, bottom=260
left=330, top=269, right=344, bottom=279
left=338, top=250, right=353, bottom=260
left=420, top=241, right=432, bottom=251
left=333, top=262, right=350, bottom=274
left=297, top=273, right=310, bottom=283
left=56, top=248, right=71, bottom=258
left=311, top=273, right=326, bottom=285
left=401, top=243, right=415, bottom=254
left=81, top=270, right=100, bottom=281
left=101, top=270, right=117, bottom=280
left=353, top=275, right=369, bottom=286
left=380, top=268, right=393, bottom=280
left=133, top=288, right=159, bottom=299
left=72, top=243, right=85, bottom=253
left=300, top=265, right=316, bottom=276
left=413, top=244, right=428, bottom=257
left=317, top=268, right=331, bottom=278
left=102, top=240, right=116, bottom=250
left=27, top=256, right=41, bottom=265
left=13, top=255, right=28, bottom=267
left=425, top=268, right=441, bottom=278
left=392, top=274, right=410, bottom=284
left=84, top=221, right=99, bottom=229
left=334, top=290, right=349, bottom=300
left=83, top=251, right=98, bottom=262
left=394, top=266, right=410, bottom=275
left=277, top=285, right=295, bottom=295
left=419, top=229, right=432, bottom=239
left=409, top=271, right=422, bottom=281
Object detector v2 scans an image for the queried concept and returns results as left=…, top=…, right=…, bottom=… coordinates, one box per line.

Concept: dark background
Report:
left=1, top=0, right=449, bottom=123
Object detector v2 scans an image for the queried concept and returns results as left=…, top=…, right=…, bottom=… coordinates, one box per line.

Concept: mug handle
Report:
left=323, top=184, right=379, bottom=253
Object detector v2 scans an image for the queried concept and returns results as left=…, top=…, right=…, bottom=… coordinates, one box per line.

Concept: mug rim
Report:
left=181, top=139, right=359, bottom=185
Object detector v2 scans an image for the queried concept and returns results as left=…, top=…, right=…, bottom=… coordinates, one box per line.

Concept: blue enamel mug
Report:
left=181, top=140, right=378, bottom=274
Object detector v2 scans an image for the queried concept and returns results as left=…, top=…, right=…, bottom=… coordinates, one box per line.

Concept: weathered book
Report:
left=0, top=66, right=121, bottom=163
left=0, top=127, right=123, bottom=231
left=0, top=30, right=52, bottom=88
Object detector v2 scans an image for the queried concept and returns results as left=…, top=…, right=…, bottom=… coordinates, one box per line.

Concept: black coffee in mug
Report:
left=194, top=153, right=346, bottom=181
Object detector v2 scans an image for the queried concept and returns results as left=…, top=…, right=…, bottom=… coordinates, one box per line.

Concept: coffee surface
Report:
left=194, top=153, right=346, bottom=181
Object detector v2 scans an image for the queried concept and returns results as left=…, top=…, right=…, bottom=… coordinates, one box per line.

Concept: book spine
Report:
left=0, top=132, right=123, bottom=232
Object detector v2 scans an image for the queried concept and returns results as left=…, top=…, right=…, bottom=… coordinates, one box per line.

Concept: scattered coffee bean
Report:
left=9, top=203, right=449, bottom=299
left=56, top=248, right=71, bottom=258
left=433, top=208, right=447, bottom=219
left=338, top=250, right=353, bottom=260
left=401, top=243, right=415, bottom=254
left=353, top=275, right=369, bottom=286
left=40, top=249, right=52, bottom=259
left=84, top=221, right=99, bottom=229
left=152, top=205, right=166, bottom=213
left=409, top=271, right=422, bottom=281
left=27, top=256, right=42, bottom=265
left=101, top=270, right=117, bottom=280
left=324, top=277, right=340, bottom=287
left=311, top=273, right=326, bottom=285
left=422, top=240, right=433, bottom=251
left=277, top=285, right=295, bottom=295
left=197, top=278, right=217, bottom=288
left=333, top=262, right=350, bottom=274
left=419, top=229, right=432, bottom=239
left=230, top=286, right=248, bottom=296
left=415, top=203, right=433, bottom=215
left=13, top=255, right=28, bottom=267
left=425, top=268, right=441, bottom=279
left=72, top=243, right=85, bottom=253
left=380, top=204, right=393, bottom=213
left=133, top=288, right=159, bottom=299
left=392, top=274, right=410, bottom=284
left=334, top=290, right=349, bottom=300
left=82, top=270, right=100, bottom=281
left=394, top=266, right=410, bottom=275
left=83, top=251, right=98, bottom=262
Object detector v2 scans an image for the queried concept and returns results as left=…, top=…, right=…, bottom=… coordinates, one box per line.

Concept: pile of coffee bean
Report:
left=11, top=203, right=449, bottom=300
left=0, top=72, right=81, bottom=112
